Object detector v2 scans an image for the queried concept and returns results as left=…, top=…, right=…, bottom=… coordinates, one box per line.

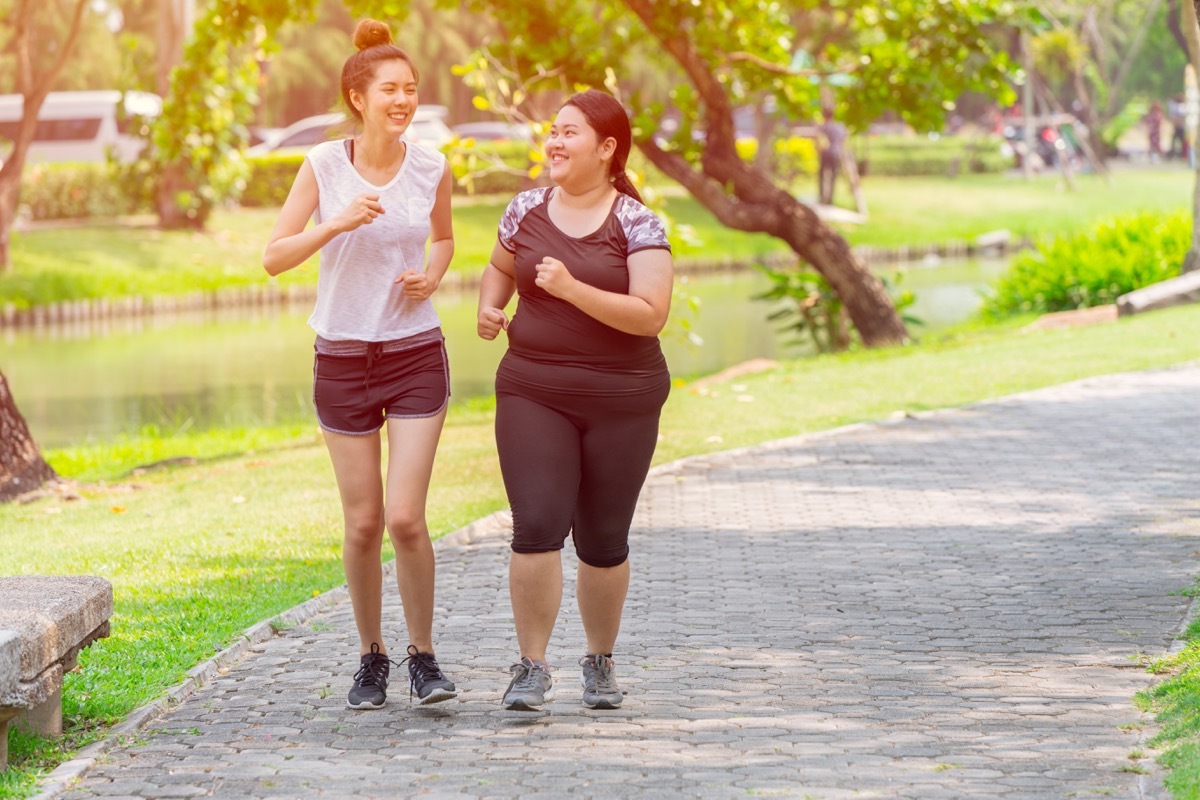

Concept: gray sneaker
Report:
left=503, top=657, right=555, bottom=710
left=579, top=653, right=623, bottom=709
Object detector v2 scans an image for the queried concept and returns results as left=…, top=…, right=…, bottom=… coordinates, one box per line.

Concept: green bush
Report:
left=241, top=153, right=305, bottom=207
left=982, top=211, right=1190, bottom=318
left=446, top=139, right=538, bottom=196
left=240, top=141, right=538, bottom=203
left=860, top=135, right=1009, bottom=176
left=20, top=162, right=141, bottom=220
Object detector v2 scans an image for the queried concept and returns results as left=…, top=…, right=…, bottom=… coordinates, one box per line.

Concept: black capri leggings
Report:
left=495, top=371, right=670, bottom=568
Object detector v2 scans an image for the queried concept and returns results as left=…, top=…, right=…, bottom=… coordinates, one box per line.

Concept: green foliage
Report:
left=141, top=0, right=310, bottom=228
left=446, top=0, right=1017, bottom=160
left=240, top=153, right=306, bottom=207
left=444, top=138, right=537, bottom=196
left=982, top=210, right=1190, bottom=319
left=18, top=162, right=142, bottom=221
left=754, top=263, right=917, bottom=354
left=862, top=135, right=1010, bottom=177
left=1102, top=99, right=1150, bottom=152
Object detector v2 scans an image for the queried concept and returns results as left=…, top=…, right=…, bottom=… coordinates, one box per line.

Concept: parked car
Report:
left=451, top=121, right=533, bottom=143
left=0, top=90, right=161, bottom=163
left=248, top=105, right=454, bottom=156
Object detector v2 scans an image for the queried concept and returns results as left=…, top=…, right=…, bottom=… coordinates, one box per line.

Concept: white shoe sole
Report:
left=346, top=698, right=386, bottom=710
left=503, top=686, right=556, bottom=711
left=417, top=687, right=458, bottom=705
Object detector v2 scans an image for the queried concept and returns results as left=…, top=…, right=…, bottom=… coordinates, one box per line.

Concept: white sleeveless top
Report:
left=305, top=139, right=445, bottom=341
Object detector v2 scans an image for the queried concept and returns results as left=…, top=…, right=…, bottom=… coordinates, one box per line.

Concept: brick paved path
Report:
left=57, top=365, right=1200, bottom=799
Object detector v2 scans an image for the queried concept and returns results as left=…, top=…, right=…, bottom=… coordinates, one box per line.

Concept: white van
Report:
left=0, top=90, right=162, bottom=164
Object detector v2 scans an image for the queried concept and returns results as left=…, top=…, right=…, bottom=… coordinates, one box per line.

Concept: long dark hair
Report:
left=341, top=19, right=420, bottom=124
left=561, top=89, right=643, bottom=203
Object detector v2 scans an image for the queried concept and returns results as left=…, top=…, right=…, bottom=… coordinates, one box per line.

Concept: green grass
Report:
left=831, top=166, right=1192, bottom=248
left=2, top=303, right=1200, bottom=796
left=1139, top=594, right=1200, bottom=799
left=3, top=167, right=1191, bottom=308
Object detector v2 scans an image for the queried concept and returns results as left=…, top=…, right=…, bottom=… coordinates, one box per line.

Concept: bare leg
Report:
left=323, top=430, right=386, bottom=656
left=383, top=409, right=446, bottom=654
left=577, top=559, right=630, bottom=655
left=510, top=551, right=563, bottom=662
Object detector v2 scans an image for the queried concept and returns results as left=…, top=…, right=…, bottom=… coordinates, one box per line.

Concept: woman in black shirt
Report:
left=478, top=89, right=673, bottom=711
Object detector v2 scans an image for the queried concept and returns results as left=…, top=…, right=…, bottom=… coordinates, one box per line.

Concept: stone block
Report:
left=0, top=576, right=112, bottom=770
left=1117, top=270, right=1200, bottom=317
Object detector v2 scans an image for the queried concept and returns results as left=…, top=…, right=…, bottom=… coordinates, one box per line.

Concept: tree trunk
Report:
left=0, top=159, right=22, bottom=272
left=637, top=142, right=908, bottom=347
left=155, top=163, right=206, bottom=230
left=0, top=369, right=56, bottom=502
left=1184, top=1, right=1200, bottom=273
left=1, top=0, right=91, bottom=269
left=620, top=0, right=906, bottom=347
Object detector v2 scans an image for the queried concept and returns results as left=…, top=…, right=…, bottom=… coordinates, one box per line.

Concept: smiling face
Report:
left=546, top=104, right=616, bottom=189
left=349, top=58, right=418, bottom=139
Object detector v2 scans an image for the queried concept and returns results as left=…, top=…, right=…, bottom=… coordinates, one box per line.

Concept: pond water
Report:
left=2, top=258, right=1008, bottom=449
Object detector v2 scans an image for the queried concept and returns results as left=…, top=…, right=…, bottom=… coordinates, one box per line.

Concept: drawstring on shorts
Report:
left=363, top=341, right=384, bottom=390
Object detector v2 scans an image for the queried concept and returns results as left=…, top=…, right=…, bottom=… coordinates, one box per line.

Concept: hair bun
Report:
left=353, top=19, right=393, bottom=51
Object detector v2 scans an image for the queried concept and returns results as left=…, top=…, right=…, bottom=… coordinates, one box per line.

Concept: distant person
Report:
left=476, top=89, right=673, bottom=712
left=817, top=104, right=848, bottom=206
left=1145, top=100, right=1165, bottom=163
left=262, top=18, right=458, bottom=709
left=1169, top=94, right=1188, bottom=160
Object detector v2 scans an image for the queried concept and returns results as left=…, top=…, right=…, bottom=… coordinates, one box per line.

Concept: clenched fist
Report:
left=477, top=307, right=509, bottom=340
left=334, top=193, right=384, bottom=233
left=533, top=256, right=575, bottom=299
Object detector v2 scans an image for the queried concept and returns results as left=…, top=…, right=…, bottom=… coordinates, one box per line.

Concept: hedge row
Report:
left=857, top=135, right=1010, bottom=177
left=981, top=210, right=1189, bottom=318
left=16, top=135, right=1010, bottom=220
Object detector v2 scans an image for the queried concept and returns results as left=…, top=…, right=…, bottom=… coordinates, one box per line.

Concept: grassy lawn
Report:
left=828, top=165, right=1193, bottom=248
left=2, top=167, right=1192, bottom=308
left=1, top=304, right=1199, bottom=796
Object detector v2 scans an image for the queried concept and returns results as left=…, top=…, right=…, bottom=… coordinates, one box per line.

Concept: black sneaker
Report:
left=347, top=643, right=390, bottom=710
left=400, top=645, right=457, bottom=705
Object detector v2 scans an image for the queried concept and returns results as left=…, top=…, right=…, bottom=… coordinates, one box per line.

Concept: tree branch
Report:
left=723, top=50, right=860, bottom=79
left=620, top=0, right=738, bottom=161
left=634, top=139, right=785, bottom=234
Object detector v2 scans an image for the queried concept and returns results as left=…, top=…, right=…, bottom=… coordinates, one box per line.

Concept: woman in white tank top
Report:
left=263, top=18, right=457, bottom=709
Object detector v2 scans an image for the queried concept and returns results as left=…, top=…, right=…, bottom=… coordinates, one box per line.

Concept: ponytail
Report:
left=611, top=167, right=643, bottom=204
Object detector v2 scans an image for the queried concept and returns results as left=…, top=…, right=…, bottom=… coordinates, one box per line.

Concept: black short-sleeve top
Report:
left=497, top=187, right=672, bottom=376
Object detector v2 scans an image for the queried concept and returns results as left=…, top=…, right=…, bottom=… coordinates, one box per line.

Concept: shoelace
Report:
left=353, top=648, right=390, bottom=691
left=510, top=658, right=549, bottom=691
left=580, top=655, right=617, bottom=691
left=399, top=645, right=446, bottom=700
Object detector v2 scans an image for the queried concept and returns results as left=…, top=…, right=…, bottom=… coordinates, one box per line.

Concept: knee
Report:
left=386, top=508, right=428, bottom=550
left=343, top=516, right=383, bottom=554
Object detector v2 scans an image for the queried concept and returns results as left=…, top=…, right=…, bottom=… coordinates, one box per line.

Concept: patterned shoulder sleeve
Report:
left=497, top=188, right=550, bottom=252
left=615, top=195, right=672, bottom=255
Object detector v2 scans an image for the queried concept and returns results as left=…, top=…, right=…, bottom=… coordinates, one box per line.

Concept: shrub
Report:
left=241, top=153, right=305, bottom=207
left=859, top=134, right=1009, bottom=177
left=20, top=162, right=141, bottom=220
left=446, top=139, right=535, bottom=196
left=981, top=211, right=1190, bottom=318
left=753, top=263, right=918, bottom=354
